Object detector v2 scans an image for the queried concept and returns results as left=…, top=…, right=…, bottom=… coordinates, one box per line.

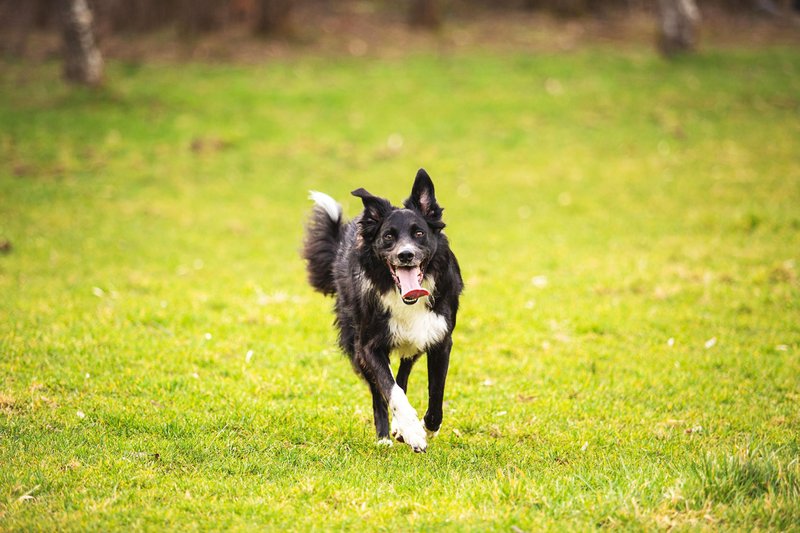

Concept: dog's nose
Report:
left=397, top=250, right=415, bottom=263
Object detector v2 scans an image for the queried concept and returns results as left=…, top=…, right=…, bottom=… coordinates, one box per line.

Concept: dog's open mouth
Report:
left=388, top=263, right=429, bottom=305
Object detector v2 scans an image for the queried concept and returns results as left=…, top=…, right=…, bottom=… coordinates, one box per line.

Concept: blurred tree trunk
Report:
left=409, top=0, right=441, bottom=29
left=178, top=0, right=224, bottom=34
left=254, top=0, right=292, bottom=35
left=657, top=0, right=700, bottom=56
left=61, top=0, right=103, bottom=86
left=753, top=0, right=782, bottom=16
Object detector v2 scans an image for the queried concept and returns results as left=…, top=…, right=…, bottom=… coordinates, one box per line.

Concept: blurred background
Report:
left=2, top=1, right=800, bottom=530
left=2, top=0, right=800, bottom=71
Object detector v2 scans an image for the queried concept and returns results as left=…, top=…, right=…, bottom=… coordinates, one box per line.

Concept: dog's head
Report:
left=352, top=169, right=445, bottom=305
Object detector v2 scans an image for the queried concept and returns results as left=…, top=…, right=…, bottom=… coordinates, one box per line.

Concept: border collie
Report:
left=303, top=169, right=463, bottom=452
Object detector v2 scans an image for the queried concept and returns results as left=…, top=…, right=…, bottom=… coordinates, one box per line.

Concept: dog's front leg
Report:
left=423, top=336, right=452, bottom=438
left=369, top=381, right=390, bottom=443
left=359, top=344, right=427, bottom=453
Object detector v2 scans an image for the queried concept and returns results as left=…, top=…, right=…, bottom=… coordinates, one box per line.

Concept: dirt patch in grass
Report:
left=0, top=392, right=17, bottom=413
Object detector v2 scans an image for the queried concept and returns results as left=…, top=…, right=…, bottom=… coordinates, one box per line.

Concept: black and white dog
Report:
left=303, top=169, right=463, bottom=452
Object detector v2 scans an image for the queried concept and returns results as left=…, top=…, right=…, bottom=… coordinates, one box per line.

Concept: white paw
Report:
left=388, top=385, right=427, bottom=453
left=377, top=437, right=393, bottom=447
left=391, top=416, right=427, bottom=452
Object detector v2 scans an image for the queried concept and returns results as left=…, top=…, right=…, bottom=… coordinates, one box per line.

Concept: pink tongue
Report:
left=396, top=267, right=429, bottom=300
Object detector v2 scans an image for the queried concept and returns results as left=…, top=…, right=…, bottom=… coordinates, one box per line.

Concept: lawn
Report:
left=1, top=47, right=799, bottom=530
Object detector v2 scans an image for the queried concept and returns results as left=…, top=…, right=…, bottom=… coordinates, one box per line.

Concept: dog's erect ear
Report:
left=404, top=168, right=445, bottom=231
left=352, top=188, right=392, bottom=224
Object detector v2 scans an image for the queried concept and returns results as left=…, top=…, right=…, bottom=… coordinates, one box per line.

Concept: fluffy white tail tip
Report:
left=308, top=190, right=341, bottom=223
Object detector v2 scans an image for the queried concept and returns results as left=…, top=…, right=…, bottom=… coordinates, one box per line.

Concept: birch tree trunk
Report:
left=61, top=0, right=103, bottom=86
left=657, top=0, right=700, bottom=57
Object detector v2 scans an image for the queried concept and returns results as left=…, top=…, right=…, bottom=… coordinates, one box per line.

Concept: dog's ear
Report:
left=352, top=188, right=392, bottom=227
left=404, top=168, right=445, bottom=231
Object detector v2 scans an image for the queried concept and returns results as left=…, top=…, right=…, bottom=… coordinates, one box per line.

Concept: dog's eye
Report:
left=383, top=233, right=394, bottom=242
left=414, top=230, right=425, bottom=238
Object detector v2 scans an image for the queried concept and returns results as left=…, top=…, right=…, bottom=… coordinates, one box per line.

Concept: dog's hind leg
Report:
left=369, top=381, right=390, bottom=444
left=423, top=337, right=452, bottom=439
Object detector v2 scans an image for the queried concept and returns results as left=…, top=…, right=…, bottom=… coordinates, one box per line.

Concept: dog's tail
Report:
left=303, top=191, right=343, bottom=296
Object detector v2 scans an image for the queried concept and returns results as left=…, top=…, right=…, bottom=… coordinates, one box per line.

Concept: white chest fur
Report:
left=379, top=279, right=449, bottom=358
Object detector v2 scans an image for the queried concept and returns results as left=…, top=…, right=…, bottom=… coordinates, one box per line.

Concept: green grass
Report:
left=1, top=47, right=799, bottom=530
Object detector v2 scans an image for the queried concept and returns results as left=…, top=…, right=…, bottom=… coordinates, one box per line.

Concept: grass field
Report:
left=1, top=47, right=799, bottom=530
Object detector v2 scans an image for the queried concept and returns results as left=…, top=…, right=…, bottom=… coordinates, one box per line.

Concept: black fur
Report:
left=303, top=201, right=341, bottom=296
left=303, top=169, right=463, bottom=451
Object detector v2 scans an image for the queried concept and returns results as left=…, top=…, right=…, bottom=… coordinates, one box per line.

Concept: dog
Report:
left=302, top=169, right=463, bottom=452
